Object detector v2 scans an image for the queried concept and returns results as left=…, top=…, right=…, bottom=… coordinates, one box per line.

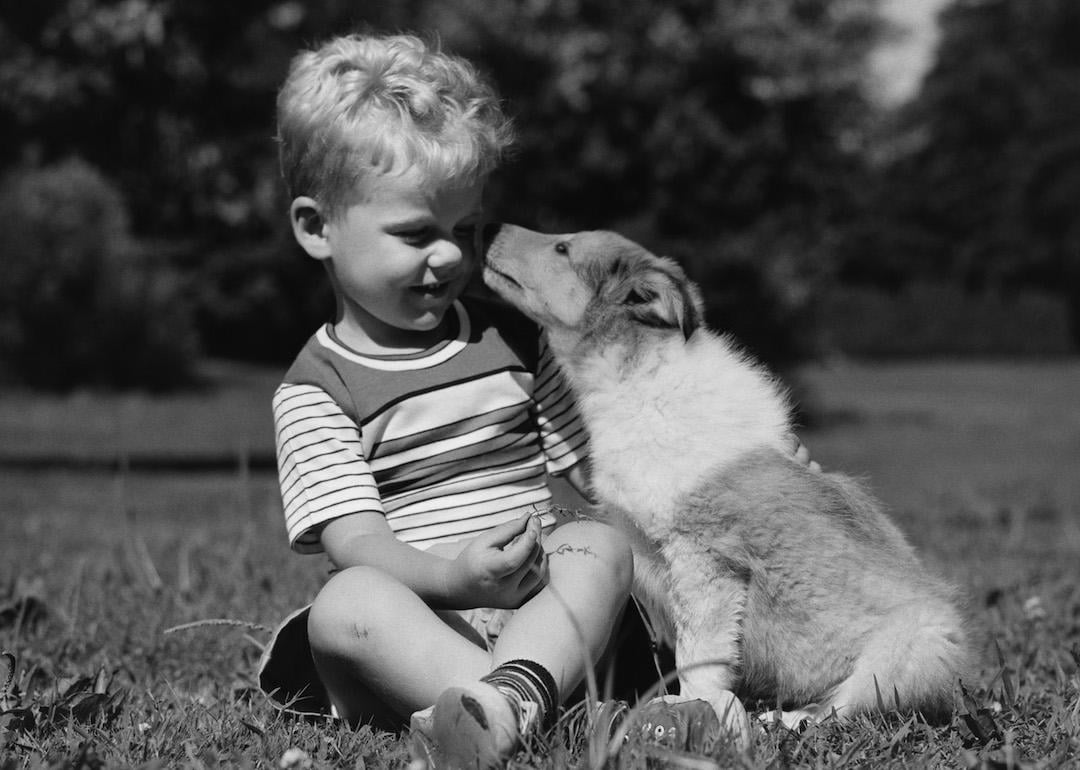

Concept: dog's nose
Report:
left=479, top=222, right=502, bottom=257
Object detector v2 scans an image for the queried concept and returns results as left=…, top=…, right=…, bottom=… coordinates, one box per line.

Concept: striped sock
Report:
left=481, top=659, right=559, bottom=731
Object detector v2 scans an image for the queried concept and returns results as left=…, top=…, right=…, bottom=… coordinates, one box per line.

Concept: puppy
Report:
left=483, top=225, right=973, bottom=727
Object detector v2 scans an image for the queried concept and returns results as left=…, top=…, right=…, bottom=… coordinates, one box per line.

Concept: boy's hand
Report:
left=449, top=513, right=547, bottom=609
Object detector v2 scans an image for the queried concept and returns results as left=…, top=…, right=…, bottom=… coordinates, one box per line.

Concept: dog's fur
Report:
left=483, top=225, right=973, bottom=723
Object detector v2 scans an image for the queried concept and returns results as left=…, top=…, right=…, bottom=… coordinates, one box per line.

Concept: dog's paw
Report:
left=757, top=704, right=823, bottom=732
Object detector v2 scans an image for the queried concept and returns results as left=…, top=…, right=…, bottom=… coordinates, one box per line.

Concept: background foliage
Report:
left=835, top=0, right=1080, bottom=342
left=0, top=0, right=1076, bottom=389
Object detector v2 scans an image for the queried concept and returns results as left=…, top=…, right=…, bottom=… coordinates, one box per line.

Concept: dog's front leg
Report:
left=667, top=552, right=752, bottom=747
left=674, top=621, right=752, bottom=749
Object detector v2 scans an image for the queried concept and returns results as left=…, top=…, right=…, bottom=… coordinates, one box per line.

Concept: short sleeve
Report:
left=532, top=334, right=590, bottom=475
left=272, top=382, right=385, bottom=553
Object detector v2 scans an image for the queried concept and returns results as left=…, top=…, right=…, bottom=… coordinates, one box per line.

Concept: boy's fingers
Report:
left=493, top=519, right=539, bottom=574
left=519, top=542, right=546, bottom=580
left=478, top=514, right=530, bottom=550
left=512, top=544, right=547, bottom=595
left=503, top=531, right=544, bottom=578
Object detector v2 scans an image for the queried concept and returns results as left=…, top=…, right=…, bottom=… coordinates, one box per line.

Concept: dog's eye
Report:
left=554, top=241, right=570, bottom=255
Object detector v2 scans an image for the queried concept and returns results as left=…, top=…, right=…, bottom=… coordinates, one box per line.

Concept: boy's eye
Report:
left=396, top=228, right=433, bottom=245
left=453, top=224, right=478, bottom=241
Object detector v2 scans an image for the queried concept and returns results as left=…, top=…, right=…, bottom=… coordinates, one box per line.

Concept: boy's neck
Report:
left=333, top=308, right=456, bottom=356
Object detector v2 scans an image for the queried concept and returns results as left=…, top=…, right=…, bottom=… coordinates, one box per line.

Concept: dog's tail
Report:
left=822, top=597, right=974, bottom=720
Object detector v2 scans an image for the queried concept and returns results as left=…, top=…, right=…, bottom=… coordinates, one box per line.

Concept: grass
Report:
left=2, top=358, right=1079, bottom=768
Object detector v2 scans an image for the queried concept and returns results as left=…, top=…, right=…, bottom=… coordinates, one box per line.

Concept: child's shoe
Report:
left=635, top=694, right=722, bottom=752
left=416, top=681, right=535, bottom=769
left=589, top=694, right=747, bottom=766
left=408, top=705, right=437, bottom=770
left=636, top=692, right=751, bottom=753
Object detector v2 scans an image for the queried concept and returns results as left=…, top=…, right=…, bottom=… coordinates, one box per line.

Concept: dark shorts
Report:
left=257, top=598, right=674, bottom=723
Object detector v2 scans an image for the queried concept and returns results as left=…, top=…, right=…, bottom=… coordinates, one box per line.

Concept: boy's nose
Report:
left=429, top=238, right=464, bottom=268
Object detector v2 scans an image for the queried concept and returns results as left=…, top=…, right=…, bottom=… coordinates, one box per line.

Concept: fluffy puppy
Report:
left=482, top=224, right=973, bottom=726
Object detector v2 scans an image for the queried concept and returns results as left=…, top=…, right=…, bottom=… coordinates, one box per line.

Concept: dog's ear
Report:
left=620, top=261, right=703, bottom=340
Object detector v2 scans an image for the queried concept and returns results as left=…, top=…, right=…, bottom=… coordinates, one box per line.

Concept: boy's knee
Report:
left=552, top=520, right=634, bottom=591
left=307, top=566, right=397, bottom=656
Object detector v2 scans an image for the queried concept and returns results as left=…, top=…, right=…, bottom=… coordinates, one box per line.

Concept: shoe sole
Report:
left=429, top=685, right=520, bottom=770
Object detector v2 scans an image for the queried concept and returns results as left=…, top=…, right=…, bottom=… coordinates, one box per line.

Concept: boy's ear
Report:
left=290, top=197, right=332, bottom=260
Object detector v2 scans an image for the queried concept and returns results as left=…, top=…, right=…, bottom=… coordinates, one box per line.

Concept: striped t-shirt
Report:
left=272, top=298, right=589, bottom=553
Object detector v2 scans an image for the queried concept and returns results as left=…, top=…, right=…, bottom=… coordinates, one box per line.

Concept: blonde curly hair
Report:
left=276, top=33, right=514, bottom=218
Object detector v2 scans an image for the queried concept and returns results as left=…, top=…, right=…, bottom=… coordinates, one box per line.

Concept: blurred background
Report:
left=2, top=0, right=1078, bottom=397
left=2, top=12, right=1078, bottom=761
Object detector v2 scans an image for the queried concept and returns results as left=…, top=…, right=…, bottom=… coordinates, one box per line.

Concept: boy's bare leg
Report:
left=307, top=520, right=632, bottom=728
left=427, top=520, right=633, bottom=767
left=493, top=519, right=634, bottom=697
left=307, top=566, right=493, bottom=724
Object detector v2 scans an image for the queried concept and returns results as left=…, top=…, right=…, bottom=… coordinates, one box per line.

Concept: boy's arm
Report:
left=320, top=513, right=466, bottom=606
left=321, top=510, right=547, bottom=610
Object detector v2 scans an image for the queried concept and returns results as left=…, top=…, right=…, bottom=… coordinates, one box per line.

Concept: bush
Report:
left=0, top=159, right=200, bottom=391
left=191, top=235, right=333, bottom=364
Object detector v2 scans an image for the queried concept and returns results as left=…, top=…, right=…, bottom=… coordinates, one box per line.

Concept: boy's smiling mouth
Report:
left=410, top=280, right=452, bottom=297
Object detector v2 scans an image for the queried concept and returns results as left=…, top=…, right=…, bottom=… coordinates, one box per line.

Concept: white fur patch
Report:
left=571, top=331, right=790, bottom=536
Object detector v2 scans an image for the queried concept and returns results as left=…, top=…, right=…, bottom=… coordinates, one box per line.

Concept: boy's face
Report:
left=315, top=168, right=484, bottom=352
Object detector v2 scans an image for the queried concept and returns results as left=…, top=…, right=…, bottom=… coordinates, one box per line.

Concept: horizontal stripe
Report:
left=393, top=499, right=557, bottom=545
left=376, top=430, right=537, bottom=497
left=388, top=484, right=551, bottom=530
left=314, top=301, right=470, bottom=371
left=362, top=369, right=532, bottom=443
left=384, top=453, right=546, bottom=510
left=370, top=410, right=534, bottom=475
left=372, top=400, right=530, bottom=458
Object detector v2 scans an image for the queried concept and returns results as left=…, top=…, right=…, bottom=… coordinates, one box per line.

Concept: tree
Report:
left=1, top=0, right=888, bottom=368
left=429, top=0, right=885, bottom=361
left=842, top=0, right=1080, bottom=343
left=0, top=159, right=199, bottom=390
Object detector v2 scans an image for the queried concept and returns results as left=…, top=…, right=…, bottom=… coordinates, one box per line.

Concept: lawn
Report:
left=1, top=358, right=1078, bottom=768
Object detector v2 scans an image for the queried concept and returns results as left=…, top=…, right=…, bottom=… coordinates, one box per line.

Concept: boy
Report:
left=263, top=32, right=635, bottom=768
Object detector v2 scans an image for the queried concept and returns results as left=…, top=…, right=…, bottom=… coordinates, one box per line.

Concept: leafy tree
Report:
left=0, top=159, right=199, bottom=390
left=1, top=0, right=887, bottom=372
left=841, top=0, right=1080, bottom=343
left=430, top=0, right=884, bottom=360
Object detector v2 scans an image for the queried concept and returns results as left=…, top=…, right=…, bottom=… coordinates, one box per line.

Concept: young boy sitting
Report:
left=262, top=32, right=635, bottom=767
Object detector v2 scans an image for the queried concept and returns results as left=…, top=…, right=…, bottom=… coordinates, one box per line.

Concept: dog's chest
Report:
left=574, top=338, right=790, bottom=531
left=581, top=387, right=742, bottom=530
left=586, top=392, right=707, bottom=526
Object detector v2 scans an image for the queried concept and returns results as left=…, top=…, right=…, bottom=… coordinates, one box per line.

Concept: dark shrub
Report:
left=191, top=235, right=333, bottom=364
left=0, top=159, right=199, bottom=391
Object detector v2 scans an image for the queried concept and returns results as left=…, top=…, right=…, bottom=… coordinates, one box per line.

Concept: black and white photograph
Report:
left=1, top=1, right=1078, bottom=767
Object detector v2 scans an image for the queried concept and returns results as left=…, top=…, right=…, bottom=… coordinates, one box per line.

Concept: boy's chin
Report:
left=408, top=303, right=460, bottom=334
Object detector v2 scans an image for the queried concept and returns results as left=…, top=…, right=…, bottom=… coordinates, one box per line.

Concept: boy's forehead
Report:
left=358, top=167, right=485, bottom=211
